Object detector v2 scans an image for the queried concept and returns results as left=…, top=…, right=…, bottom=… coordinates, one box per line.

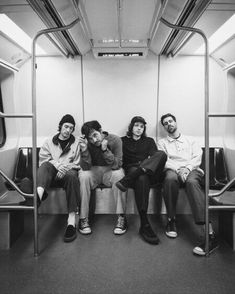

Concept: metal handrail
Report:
left=160, top=17, right=210, bottom=255
left=31, top=17, right=80, bottom=257
left=0, top=111, right=33, bottom=118
left=209, top=177, right=235, bottom=198
left=0, top=169, right=33, bottom=198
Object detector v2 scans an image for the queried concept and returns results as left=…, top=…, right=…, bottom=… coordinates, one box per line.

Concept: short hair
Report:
left=160, top=113, right=176, bottom=126
left=81, top=120, right=102, bottom=139
left=127, top=117, right=147, bottom=138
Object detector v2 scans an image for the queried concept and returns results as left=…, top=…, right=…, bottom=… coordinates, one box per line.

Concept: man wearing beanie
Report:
left=37, top=114, right=89, bottom=242
left=116, top=116, right=167, bottom=245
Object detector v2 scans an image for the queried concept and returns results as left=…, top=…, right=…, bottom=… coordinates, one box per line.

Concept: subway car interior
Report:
left=1, top=0, right=235, bottom=293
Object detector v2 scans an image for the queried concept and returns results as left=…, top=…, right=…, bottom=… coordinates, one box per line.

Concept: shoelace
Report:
left=80, top=218, right=89, bottom=228
left=117, top=217, right=125, bottom=228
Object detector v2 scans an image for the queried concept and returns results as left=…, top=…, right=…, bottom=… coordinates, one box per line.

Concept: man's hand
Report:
left=101, top=139, right=108, bottom=151
left=56, top=164, right=72, bottom=179
left=79, top=135, right=88, bottom=152
left=177, top=167, right=190, bottom=183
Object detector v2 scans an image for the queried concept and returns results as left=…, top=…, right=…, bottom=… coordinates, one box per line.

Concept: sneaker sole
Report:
left=79, top=229, right=92, bottom=235
left=64, top=233, right=77, bottom=243
left=193, top=244, right=219, bottom=256
left=113, top=229, right=127, bottom=235
left=165, top=231, right=177, bottom=238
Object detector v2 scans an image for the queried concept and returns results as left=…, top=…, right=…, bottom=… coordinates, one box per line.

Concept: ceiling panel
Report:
left=83, top=0, right=118, bottom=45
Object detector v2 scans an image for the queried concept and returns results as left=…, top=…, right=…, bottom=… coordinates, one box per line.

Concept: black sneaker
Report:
left=193, top=233, right=219, bottom=256
left=116, top=180, right=128, bottom=192
left=64, top=225, right=77, bottom=242
left=114, top=215, right=127, bottom=235
left=139, top=223, right=160, bottom=245
left=78, top=217, right=92, bottom=235
left=165, top=218, right=177, bottom=238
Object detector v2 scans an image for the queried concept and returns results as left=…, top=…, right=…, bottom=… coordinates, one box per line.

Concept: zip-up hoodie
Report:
left=39, top=133, right=82, bottom=170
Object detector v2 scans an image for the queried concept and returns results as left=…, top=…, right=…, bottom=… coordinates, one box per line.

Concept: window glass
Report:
left=0, top=88, right=6, bottom=147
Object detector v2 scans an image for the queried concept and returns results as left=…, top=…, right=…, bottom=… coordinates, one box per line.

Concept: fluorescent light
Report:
left=0, top=14, right=46, bottom=55
left=195, top=13, right=235, bottom=54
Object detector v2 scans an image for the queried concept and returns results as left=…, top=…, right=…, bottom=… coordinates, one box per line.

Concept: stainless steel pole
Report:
left=31, top=17, right=80, bottom=257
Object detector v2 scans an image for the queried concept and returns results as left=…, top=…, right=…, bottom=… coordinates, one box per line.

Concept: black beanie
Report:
left=59, top=114, right=76, bottom=127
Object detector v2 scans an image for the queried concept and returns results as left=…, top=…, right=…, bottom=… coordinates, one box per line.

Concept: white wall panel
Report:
left=82, top=52, right=159, bottom=138
left=157, top=56, right=226, bottom=143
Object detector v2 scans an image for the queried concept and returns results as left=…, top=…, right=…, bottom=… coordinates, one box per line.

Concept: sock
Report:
left=209, top=222, right=214, bottom=235
left=37, top=187, right=44, bottom=200
left=67, top=212, right=76, bottom=227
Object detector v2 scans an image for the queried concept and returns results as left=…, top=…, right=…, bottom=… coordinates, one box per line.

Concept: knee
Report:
left=185, top=178, right=200, bottom=188
left=65, top=170, right=79, bottom=181
left=39, top=161, right=54, bottom=172
left=164, top=174, right=178, bottom=187
left=137, top=174, right=149, bottom=184
left=79, top=170, right=92, bottom=184
left=111, top=169, right=125, bottom=182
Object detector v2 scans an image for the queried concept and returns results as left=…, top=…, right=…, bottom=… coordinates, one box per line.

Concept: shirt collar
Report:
left=167, top=134, right=184, bottom=143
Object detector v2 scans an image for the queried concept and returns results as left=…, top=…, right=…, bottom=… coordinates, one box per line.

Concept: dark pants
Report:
left=37, top=162, right=80, bottom=213
left=163, top=169, right=205, bottom=224
left=127, top=151, right=167, bottom=213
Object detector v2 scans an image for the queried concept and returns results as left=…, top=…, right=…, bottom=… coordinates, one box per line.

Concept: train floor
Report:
left=0, top=213, right=235, bottom=294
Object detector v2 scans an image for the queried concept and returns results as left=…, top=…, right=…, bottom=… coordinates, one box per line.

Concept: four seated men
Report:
left=35, top=113, right=218, bottom=255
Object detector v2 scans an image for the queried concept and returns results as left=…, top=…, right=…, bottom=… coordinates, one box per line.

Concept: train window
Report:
left=0, top=87, right=6, bottom=147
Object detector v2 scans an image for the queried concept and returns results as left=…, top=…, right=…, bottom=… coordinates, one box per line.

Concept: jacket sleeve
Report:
left=79, top=149, right=92, bottom=170
left=185, top=139, right=202, bottom=171
left=102, top=136, right=123, bottom=170
left=157, top=139, right=179, bottom=171
left=148, top=138, right=158, bottom=156
left=39, top=139, right=61, bottom=170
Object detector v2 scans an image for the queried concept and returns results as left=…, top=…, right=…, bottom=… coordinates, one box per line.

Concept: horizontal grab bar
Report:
left=0, top=169, right=34, bottom=198
left=0, top=205, right=34, bottom=210
left=209, top=177, right=235, bottom=198
left=208, top=113, right=235, bottom=117
left=0, top=111, right=33, bottom=118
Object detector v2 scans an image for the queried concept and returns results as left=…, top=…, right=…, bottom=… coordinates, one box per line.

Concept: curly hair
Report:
left=81, top=120, right=102, bottom=139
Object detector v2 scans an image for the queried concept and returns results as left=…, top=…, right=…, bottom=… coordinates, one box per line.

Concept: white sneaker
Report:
left=113, top=215, right=127, bottom=235
left=78, top=217, right=92, bottom=235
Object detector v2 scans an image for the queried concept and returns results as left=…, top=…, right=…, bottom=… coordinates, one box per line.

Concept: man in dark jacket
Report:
left=116, top=116, right=167, bottom=244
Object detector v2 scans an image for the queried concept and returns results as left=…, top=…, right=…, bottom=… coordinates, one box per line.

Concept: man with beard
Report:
left=78, top=120, right=127, bottom=235
left=158, top=113, right=218, bottom=256
left=116, top=116, right=167, bottom=244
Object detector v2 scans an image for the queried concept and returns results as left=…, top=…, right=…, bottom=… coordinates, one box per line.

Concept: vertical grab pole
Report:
left=31, top=18, right=80, bottom=257
left=160, top=18, right=210, bottom=255
left=32, top=35, right=38, bottom=257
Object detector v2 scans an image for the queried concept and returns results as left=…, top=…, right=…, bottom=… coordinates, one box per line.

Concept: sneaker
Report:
left=64, top=225, right=77, bottom=242
left=139, top=223, right=160, bottom=245
left=78, top=217, right=92, bottom=235
left=116, top=180, right=128, bottom=192
left=114, top=215, right=127, bottom=235
left=165, top=218, right=177, bottom=238
left=193, top=233, right=219, bottom=256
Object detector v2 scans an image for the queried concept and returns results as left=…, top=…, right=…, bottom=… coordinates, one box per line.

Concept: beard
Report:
left=167, top=126, right=176, bottom=134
